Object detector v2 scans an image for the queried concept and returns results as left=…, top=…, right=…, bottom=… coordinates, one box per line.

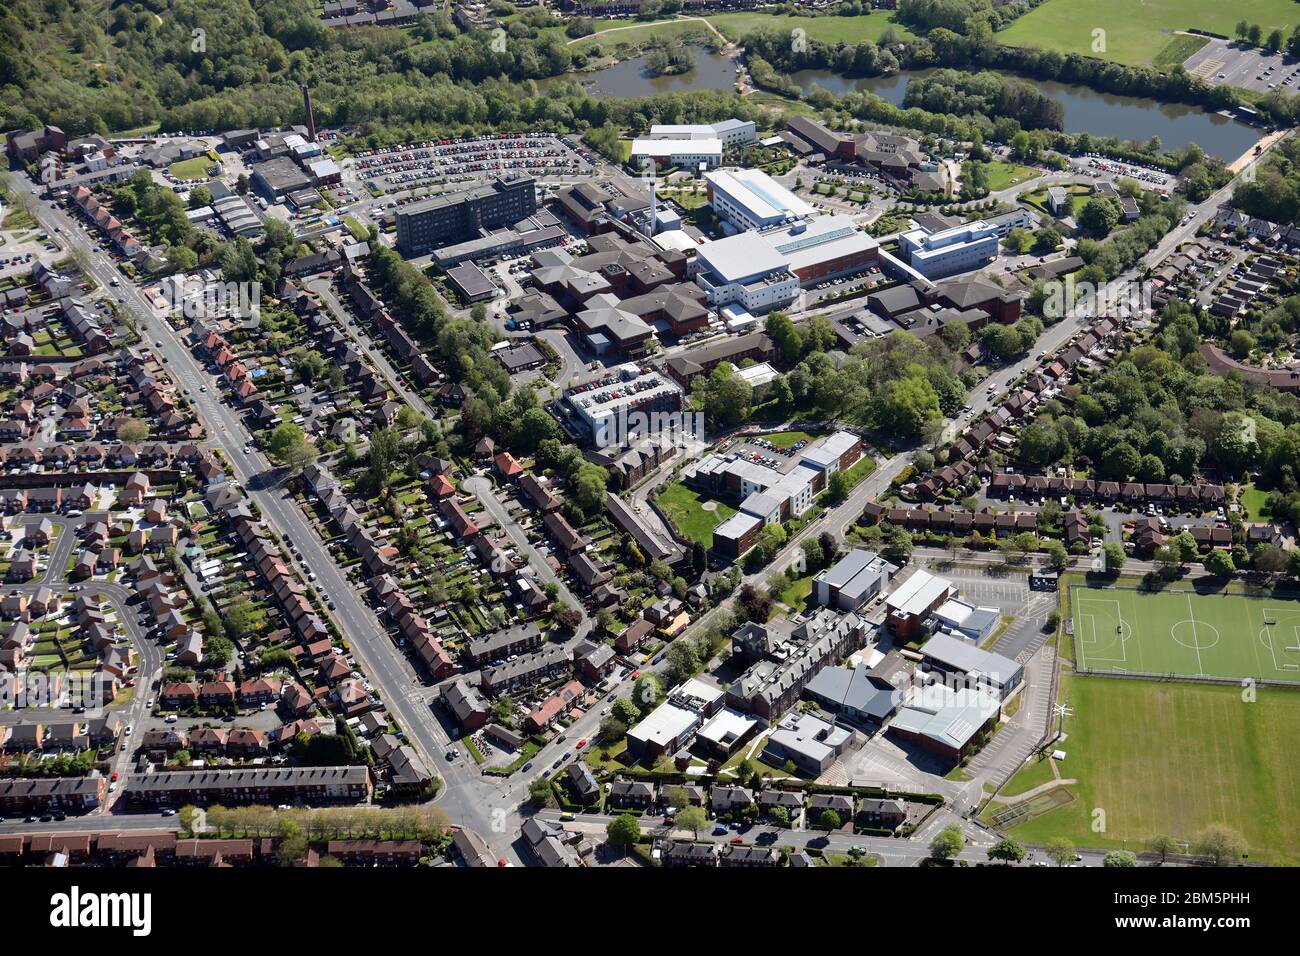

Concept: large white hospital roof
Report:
left=696, top=230, right=790, bottom=283
left=696, top=214, right=874, bottom=284
left=775, top=216, right=878, bottom=272
left=632, top=138, right=723, bottom=157
left=707, top=168, right=814, bottom=223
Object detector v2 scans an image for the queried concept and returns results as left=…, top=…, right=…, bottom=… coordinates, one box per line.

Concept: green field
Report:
left=999, top=0, right=1300, bottom=67
left=568, top=18, right=710, bottom=48
left=992, top=672, right=1300, bottom=864
left=1022, top=182, right=1091, bottom=219
left=983, top=161, right=1039, bottom=193
left=656, top=481, right=735, bottom=547
left=761, top=430, right=815, bottom=449
left=168, top=155, right=215, bottom=180
left=1072, top=584, right=1300, bottom=682
left=707, top=11, right=916, bottom=44
left=1239, top=483, right=1270, bottom=521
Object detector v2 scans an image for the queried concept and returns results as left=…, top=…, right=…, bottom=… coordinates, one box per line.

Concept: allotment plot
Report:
left=1072, top=585, right=1300, bottom=682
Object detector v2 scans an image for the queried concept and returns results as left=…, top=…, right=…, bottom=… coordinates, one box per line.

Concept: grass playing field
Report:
left=990, top=672, right=1300, bottom=864
left=1071, top=584, right=1300, bottom=682
left=999, top=0, right=1300, bottom=67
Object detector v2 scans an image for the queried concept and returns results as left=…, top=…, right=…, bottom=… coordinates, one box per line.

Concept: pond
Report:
left=543, top=47, right=739, bottom=98
left=785, top=67, right=1261, bottom=160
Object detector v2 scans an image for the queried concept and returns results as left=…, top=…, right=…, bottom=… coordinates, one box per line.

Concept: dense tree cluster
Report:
left=1233, top=136, right=1300, bottom=225
left=0, top=0, right=761, bottom=139
left=1014, top=303, right=1300, bottom=490
left=904, top=69, right=1063, bottom=130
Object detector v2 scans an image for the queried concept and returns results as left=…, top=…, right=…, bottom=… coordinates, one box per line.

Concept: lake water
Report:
left=549, top=49, right=1260, bottom=160
left=544, top=48, right=739, bottom=97
left=786, top=68, right=1260, bottom=160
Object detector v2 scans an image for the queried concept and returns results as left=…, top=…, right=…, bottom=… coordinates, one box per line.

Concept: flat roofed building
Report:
left=251, top=157, right=311, bottom=200
left=813, top=548, right=897, bottom=611
left=916, top=632, right=1023, bottom=698
left=396, top=176, right=537, bottom=257
left=932, top=598, right=1001, bottom=643
left=631, top=138, right=723, bottom=169
left=898, top=220, right=999, bottom=280
left=761, top=711, right=853, bottom=776
left=694, top=706, right=759, bottom=757
left=625, top=676, right=725, bottom=759
left=712, top=510, right=763, bottom=561
left=885, top=569, right=956, bottom=639
left=888, top=682, right=1001, bottom=763
left=562, top=363, right=682, bottom=445
left=445, top=261, right=496, bottom=303
left=692, top=215, right=877, bottom=313
left=705, top=168, right=814, bottom=230
left=649, top=119, right=756, bottom=147
left=733, top=361, right=777, bottom=390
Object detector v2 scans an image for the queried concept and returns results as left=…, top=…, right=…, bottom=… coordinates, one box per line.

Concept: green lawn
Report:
left=992, top=672, right=1300, bottom=864
left=746, top=90, right=825, bottom=119
left=657, top=481, right=736, bottom=548
left=1072, top=583, right=1300, bottom=682
left=778, top=573, right=815, bottom=613
left=996, top=752, right=1059, bottom=797
left=343, top=216, right=369, bottom=241
left=834, top=455, right=877, bottom=493
left=569, top=18, right=709, bottom=48
left=1152, top=33, right=1211, bottom=70
left=1239, top=483, right=1270, bottom=522
left=763, top=430, right=815, bottom=449
left=998, top=0, right=1299, bottom=67
left=1021, top=183, right=1092, bottom=219
left=982, top=161, right=1039, bottom=193
left=168, top=155, right=215, bottom=180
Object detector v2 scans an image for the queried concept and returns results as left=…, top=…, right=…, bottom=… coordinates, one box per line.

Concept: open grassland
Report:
left=991, top=673, right=1300, bottom=864
left=568, top=18, right=710, bottom=48
left=982, top=160, right=1040, bottom=192
left=998, top=0, right=1300, bottom=67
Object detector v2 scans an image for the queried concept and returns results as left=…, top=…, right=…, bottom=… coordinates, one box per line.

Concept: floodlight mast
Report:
left=1051, top=701, right=1073, bottom=741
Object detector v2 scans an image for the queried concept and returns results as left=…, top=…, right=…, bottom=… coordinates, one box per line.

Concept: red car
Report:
left=729, top=837, right=743, bottom=844
left=110, top=772, right=118, bottom=782
left=576, top=739, right=588, bottom=750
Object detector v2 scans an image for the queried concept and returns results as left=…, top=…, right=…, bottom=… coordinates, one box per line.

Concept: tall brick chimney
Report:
left=302, top=84, right=316, bottom=142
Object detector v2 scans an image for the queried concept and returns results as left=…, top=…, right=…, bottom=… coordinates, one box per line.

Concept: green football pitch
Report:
left=1072, top=586, right=1300, bottom=682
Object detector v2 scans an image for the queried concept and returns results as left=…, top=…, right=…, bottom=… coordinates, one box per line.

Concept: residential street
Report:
left=22, top=188, right=526, bottom=864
